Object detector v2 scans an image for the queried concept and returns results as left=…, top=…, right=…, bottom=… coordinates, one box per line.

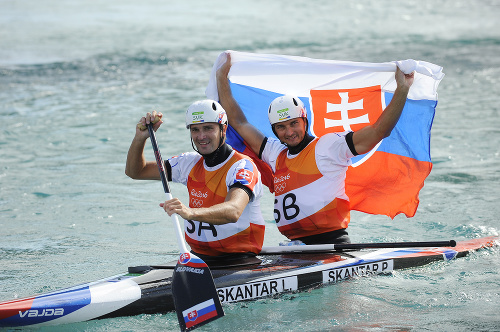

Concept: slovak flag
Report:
left=236, top=168, right=253, bottom=185
left=182, top=299, right=218, bottom=329
left=234, top=159, right=258, bottom=189
left=206, top=51, right=444, bottom=219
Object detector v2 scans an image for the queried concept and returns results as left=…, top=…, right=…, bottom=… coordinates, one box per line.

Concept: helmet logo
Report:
left=277, top=108, right=290, bottom=121
left=217, top=112, right=226, bottom=124
left=192, top=111, right=204, bottom=124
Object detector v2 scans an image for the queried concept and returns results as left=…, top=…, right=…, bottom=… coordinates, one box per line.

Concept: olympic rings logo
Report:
left=275, top=183, right=287, bottom=193
left=191, top=198, right=204, bottom=208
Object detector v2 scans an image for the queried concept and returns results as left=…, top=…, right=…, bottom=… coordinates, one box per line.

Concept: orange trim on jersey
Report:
left=278, top=198, right=350, bottom=239
left=274, top=138, right=322, bottom=192
left=189, top=159, right=229, bottom=199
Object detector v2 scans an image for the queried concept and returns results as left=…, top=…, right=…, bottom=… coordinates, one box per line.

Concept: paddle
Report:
left=260, top=240, right=457, bottom=254
left=147, top=123, right=224, bottom=331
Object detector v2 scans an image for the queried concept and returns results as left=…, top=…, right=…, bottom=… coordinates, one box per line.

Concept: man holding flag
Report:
left=215, top=52, right=415, bottom=245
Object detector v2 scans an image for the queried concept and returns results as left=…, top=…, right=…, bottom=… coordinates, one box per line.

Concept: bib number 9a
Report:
left=274, top=193, right=300, bottom=223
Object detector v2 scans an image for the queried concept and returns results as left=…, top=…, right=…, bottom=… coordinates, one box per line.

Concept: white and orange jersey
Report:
left=261, top=133, right=355, bottom=239
left=168, top=150, right=265, bottom=256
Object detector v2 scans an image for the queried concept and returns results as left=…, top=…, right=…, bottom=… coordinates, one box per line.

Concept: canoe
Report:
left=0, top=235, right=497, bottom=328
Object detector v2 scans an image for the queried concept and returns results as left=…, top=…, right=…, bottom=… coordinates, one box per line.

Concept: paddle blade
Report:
left=172, top=252, right=224, bottom=331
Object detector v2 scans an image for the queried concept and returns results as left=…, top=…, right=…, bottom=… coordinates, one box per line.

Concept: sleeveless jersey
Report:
left=168, top=150, right=265, bottom=256
left=261, top=133, right=355, bottom=239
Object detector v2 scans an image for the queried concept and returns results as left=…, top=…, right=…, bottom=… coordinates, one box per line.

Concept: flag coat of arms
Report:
left=206, top=51, right=444, bottom=218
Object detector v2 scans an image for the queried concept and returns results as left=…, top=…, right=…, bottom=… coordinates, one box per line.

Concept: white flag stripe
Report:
left=182, top=298, right=215, bottom=317
left=206, top=51, right=443, bottom=102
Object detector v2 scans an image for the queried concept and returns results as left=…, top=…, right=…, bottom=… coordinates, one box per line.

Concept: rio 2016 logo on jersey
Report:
left=310, top=86, right=383, bottom=136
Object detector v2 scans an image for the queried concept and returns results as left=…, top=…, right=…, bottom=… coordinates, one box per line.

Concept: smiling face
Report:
left=273, top=118, right=307, bottom=147
left=189, top=122, right=226, bottom=155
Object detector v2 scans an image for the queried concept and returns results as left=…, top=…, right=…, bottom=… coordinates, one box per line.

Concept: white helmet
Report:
left=185, top=100, right=228, bottom=129
left=268, top=95, right=307, bottom=125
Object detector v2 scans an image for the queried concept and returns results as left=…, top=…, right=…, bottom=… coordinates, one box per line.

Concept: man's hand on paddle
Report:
left=136, top=110, right=163, bottom=139
left=161, top=198, right=192, bottom=220
left=125, top=110, right=164, bottom=180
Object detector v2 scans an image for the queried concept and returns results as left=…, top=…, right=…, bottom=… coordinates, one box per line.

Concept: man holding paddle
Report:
left=216, top=52, right=414, bottom=245
left=125, top=100, right=266, bottom=265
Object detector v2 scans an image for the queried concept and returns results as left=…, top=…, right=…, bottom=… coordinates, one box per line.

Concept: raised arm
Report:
left=216, top=52, right=266, bottom=156
left=125, top=111, right=164, bottom=180
left=352, top=67, right=414, bottom=155
left=160, top=186, right=250, bottom=225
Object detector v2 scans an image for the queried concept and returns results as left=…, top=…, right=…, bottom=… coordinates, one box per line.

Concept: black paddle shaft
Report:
left=333, top=240, right=457, bottom=250
left=147, top=123, right=171, bottom=194
left=259, top=240, right=457, bottom=255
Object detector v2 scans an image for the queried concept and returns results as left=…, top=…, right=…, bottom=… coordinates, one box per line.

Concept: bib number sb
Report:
left=274, top=193, right=300, bottom=223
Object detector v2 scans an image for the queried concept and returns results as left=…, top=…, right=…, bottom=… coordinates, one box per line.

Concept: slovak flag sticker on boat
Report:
left=179, top=253, right=191, bottom=265
left=182, top=299, right=218, bottom=329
